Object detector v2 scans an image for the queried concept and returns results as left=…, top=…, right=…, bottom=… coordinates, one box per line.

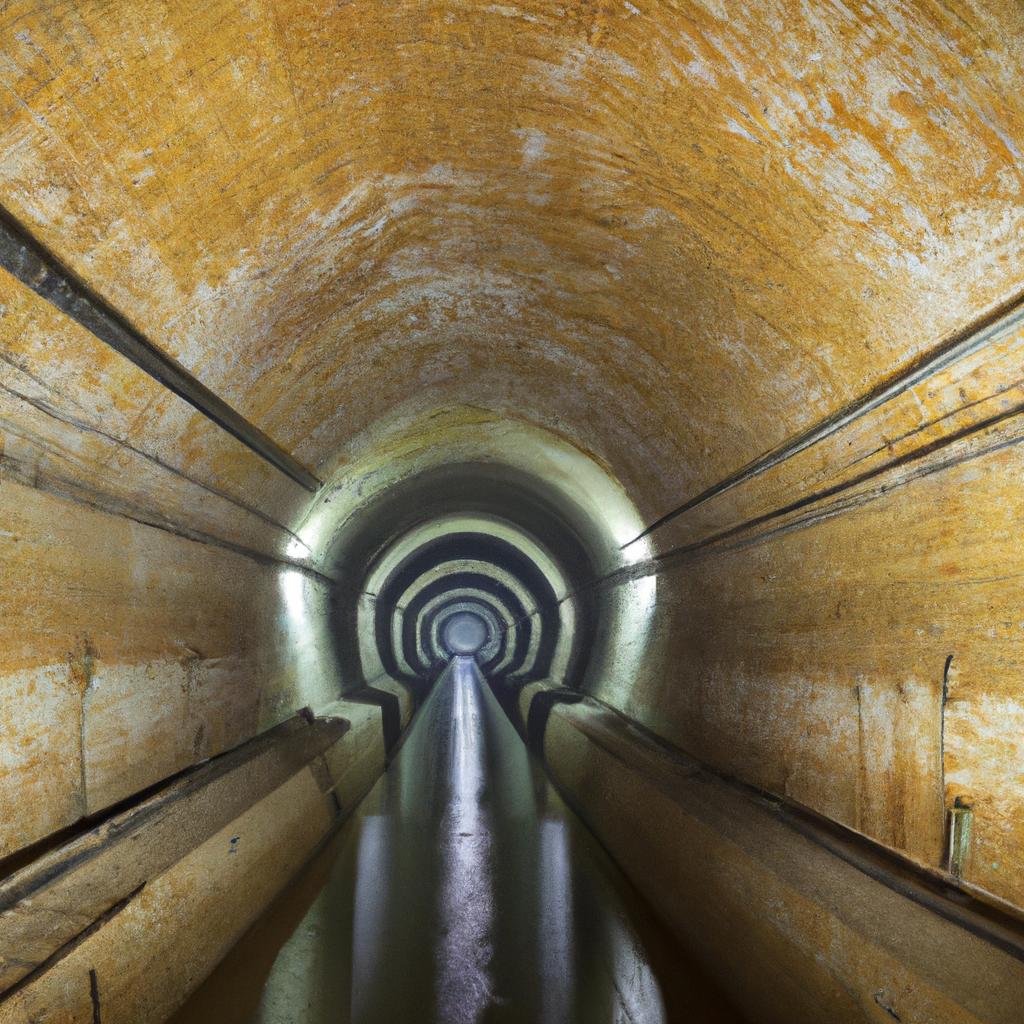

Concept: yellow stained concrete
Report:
left=0, top=479, right=340, bottom=855
left=588, top=439, right=1024, bottom=905
left=543, top=699, right=1024, bottom=1024
left=0, top=768, right=336, bottom=1024
left=0, top=1, right=1021, bottom=512
left=0, top=3, right=1021, bottom=1017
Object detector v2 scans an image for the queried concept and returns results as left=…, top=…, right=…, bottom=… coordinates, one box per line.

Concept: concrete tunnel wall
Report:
left=1, top=1, right=1024, bottom=1021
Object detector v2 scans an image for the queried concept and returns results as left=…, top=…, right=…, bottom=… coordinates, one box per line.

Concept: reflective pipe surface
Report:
left=174, top=660, right=741, bottom=1023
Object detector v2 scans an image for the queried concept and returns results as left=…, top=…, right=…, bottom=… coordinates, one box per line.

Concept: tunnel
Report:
left=1, top=2, right=1023, bottom=1022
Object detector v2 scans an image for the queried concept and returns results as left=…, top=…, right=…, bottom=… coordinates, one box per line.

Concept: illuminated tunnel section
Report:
left=376, top=532, right=563, bottom=683
left=171, top=421, right=686, bottom=1021
left=301, top=419, right=660, bottom=760
left=435, top=605, right=499, bottom=659
left=5, top=7, right=1024, bottom=1021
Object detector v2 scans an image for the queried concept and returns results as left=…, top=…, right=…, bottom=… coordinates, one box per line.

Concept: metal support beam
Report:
left=0, top=205, right=321, bottom=493
left=624, top=291, right=1024, bottom=547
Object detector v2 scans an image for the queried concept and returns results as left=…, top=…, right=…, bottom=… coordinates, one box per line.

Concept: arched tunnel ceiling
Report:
left=1, top=0, right=1022, bottom=523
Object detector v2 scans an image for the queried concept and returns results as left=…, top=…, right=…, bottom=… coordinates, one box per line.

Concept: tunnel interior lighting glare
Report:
left=286, top=535, right=310, bottom=560
left=279, top=567, right=306, bottom=621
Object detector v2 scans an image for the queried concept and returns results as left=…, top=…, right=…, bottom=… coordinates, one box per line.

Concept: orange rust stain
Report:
left=0, top=0, right=1020, bottom=930
left=0, top=0, right=1017, bottom=512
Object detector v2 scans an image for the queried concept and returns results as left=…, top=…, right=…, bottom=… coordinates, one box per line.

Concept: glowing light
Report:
left=278, top=568, right=306, bottom=622
left=286, top=534, right=311, bottom=559
left=351, top=816, right=391, bottom=1018
left=539, top=819, right=574, bottom=1023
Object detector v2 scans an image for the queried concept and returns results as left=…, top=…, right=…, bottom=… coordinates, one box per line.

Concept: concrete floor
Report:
left=174, top=659, right=741, bottom=1023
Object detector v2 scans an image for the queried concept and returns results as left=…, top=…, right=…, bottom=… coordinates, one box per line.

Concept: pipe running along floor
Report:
left=174, top=659, right=742, bottom=1023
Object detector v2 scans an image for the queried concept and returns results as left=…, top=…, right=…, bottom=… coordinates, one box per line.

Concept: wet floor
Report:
left=174, top=658, right=741, bottom=1024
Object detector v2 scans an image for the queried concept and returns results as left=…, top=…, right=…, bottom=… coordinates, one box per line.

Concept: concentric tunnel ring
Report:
left=8, top=8, right=1024, bottom=1020
left=428, top=600, right=507, bottom=671
left=295, top=430, right=660, bottom=751
left=382, top=537, right=559, bottom=683
left=418, top=590, right=507, bottom=668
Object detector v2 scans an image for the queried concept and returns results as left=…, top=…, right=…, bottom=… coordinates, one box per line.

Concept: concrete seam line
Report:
left=0, top=713, right=342, bottom=908
left=625, top=287, right=1024, bottom=546
left=582, top=405, right=1024, bottom=597
left=0, top=204, right=321, bottom=493
left=0, top=449, right=336, bottom=584
left=565, top=695, right=1024, bottom=963
left=0, top=883, right=144, bottom=1007
left=0, top=374, right=310, bottom=544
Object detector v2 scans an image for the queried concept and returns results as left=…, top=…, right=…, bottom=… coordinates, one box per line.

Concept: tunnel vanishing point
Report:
left=0, top=1, right=1023, bottom=1022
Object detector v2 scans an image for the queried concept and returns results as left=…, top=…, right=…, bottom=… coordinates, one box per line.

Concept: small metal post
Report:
left=947, top=796, right=974, bottom=879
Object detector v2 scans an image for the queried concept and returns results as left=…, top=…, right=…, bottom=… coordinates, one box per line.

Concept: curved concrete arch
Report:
left=380, top=540, right=557, bottom=681
left=433, top=603, right=501, bottom=664
left=416, top=590, right=510, bottom=670
left=292, top=415, right=649, bottom=576
left=4, top=9, right=1023, bottom=1021
left=386, top=565, right=531, bottom=678
left=364, top=514, right=579, bottom=690
left=439, top=611, right=488, bottom=655
left=363, top=512, right=572, bottom=604
left=418, top=590, right=510, bottom=668
left=398, top=567, right=536, bottom=678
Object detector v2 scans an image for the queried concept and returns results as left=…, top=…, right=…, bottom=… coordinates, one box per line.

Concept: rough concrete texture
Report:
left=542, top=700, right=1024, bottom=1024
left=0, top=711, right=348, bottom=989
left=0, top=269, right=309, bottom=565
left=0, top=478, right=346, bottom=858
left=315, top=701, right=387, bottom=815
left=0, top=699, right=389, bottom=1013
left=586, top=437, right=1024, bottom=907
left=0, top=768, right=333, bottom=1023
left=0, top=1, right=1022, bottom=519
left=0, top=0, right=1022, bottom=1018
